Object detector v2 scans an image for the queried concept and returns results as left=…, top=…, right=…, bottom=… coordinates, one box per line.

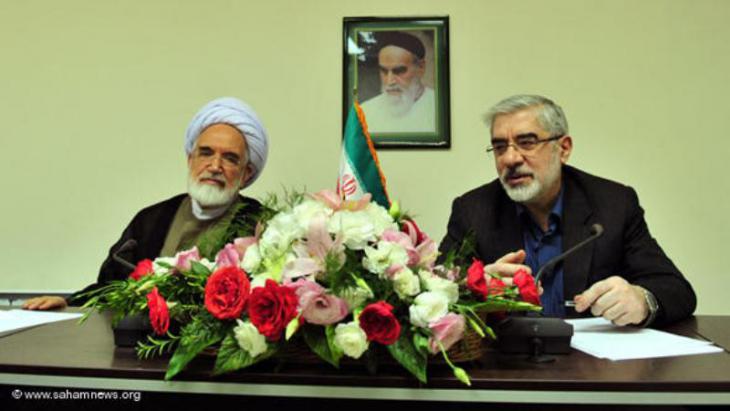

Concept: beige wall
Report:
left=1, top=0, right=728, bottom=314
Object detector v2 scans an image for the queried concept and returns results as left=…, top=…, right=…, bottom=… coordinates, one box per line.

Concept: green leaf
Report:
left=190, top=260, right=212, bottom=277
left=302, top=325, right=340, bottom=368
left=165, top=314, right=226, bottom=380
left=213, top=334, right=276, bottom=375
left=387, top=329, right=427, bottom=384
left=325, top=325, right=344, bottom=363
left=285, top=315, right=301, bottom=341
left=412, top=332, right=432, bottom=358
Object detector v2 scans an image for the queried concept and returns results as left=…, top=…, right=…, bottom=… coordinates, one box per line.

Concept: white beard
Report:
left=500, top=148, right=561, bottom=204
left=187, top=174, right=240, bottom=208
left=382, top=80, right=422, bottom=117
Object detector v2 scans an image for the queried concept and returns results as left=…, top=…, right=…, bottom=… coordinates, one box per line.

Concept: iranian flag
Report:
left=337, top=101, right=390, bottom=208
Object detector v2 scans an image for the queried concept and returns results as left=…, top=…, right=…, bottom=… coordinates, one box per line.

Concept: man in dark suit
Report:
left=23, top=97, right=268, bottom=310
left=439, top=95, right=695, bottom=326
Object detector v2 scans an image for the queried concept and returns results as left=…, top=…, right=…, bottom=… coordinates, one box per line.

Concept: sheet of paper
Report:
left=565, top=318, right=724, bottom=360
left=0, top=309, right=83, bottom=337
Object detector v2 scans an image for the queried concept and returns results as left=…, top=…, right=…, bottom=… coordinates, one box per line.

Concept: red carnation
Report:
left=248, top=280, right=299, bottom=341
left=466, top=258, right=488, bottom=300
left=204, top=266, right=250, bottom=320
left=359, top=301, right=401, bottom=345
left=513, top=269, right=541, bottom=305
left=488, top=277, right=506, bottom=296
left=130, top=259, right=154, bottom=281
left=146, top=287, right=169, bottom=336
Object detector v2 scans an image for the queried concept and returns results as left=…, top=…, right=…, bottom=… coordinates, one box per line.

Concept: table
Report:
left=1, top=309, right=729, bottom=406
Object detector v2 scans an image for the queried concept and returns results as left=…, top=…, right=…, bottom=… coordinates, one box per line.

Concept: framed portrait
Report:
left=343, top=16, right=450, bottom=148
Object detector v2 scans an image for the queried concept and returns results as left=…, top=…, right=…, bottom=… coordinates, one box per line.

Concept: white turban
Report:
left=184, top=97, right=269, bottom=187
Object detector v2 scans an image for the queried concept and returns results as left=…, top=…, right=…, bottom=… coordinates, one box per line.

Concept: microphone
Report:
left=112, top=239, right=138, bottom=271
left=533, top=223, right=604, bottom=285
left=495, top=223, right=604, bottom=361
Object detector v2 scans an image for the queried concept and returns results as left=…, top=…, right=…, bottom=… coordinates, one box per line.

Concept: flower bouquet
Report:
left=80, top=190, right=540, bottom=385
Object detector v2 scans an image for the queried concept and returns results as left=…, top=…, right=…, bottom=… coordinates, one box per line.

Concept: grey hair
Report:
left=484, top=95, right=569, bottom=137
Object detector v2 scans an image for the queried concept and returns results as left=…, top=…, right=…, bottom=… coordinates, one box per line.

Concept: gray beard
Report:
left=187, top=175, right=239, bottom=208
left=500, top=148, right=561, bottom=204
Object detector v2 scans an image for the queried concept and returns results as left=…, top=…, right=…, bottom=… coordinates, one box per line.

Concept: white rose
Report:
left=152, top=257, right=176, bottom=276
left=240, top=243, right=262, bottom=273
left=419, top=270, right=459, bottom=304
left=233, top=320, right=268, bottom=358
left=393, top=268, right=421, bottom=299
left=362, top=241, right=409, bottom=275
left=327, top=210, right=375, bottom=250
left=409, top=291, right=450, bottom=328
left=292, top=199, right=332, bottom=232
left=334, top=322, right=369, bottom=359
left=364, top=203, right=398, bottom=237
left=259, top=211, right=302, bottom=259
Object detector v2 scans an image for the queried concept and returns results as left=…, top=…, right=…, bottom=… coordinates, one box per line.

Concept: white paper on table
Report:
left=0, top=309, right=83, bottom=337
left=565, top=318, right=724, bottom=360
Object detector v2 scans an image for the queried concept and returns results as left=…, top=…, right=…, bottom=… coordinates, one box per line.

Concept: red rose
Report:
left=248, top=279, right=299, bottom=341
left=359, top=301, right=401, bottom=345
left=146, top=287, right=169, bottom=336
left=130, top=259, right=154, bottom=281
left=487, top=277, right=506, bottom=296
left=204, top=266, right=250, bottom=320
left=466, top=258, right=488, bottom=300
left=513, top=269, right=541, bottom=306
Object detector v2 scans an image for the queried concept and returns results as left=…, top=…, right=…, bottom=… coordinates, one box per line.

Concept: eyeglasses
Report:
left=486, top=134, right=563, bottom=156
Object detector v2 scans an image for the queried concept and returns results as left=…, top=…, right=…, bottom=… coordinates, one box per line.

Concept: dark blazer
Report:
left=68, top=194, right=262, bottom=306
left=439, top=166, right=696, bottom=326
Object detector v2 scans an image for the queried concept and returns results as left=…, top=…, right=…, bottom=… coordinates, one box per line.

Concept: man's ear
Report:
left=239, top=163, right=255, bottom=188
left=559, top=135, right=573, bottom=164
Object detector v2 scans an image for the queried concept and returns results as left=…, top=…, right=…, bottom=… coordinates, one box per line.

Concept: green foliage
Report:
left=302, top=324, right=342, bottom=368
left=387, top=328, right=427, bottom=384
left=136, top=332, right=180, bottom=359
left=213, top=333, right=276, bottom=375
left=412, top=331, right=432, bottom=358
left=197, top=202, right=262, bottom=260
left=442, top=230, right=477, bottom=268
left=165, top=312, right=228, bottom=380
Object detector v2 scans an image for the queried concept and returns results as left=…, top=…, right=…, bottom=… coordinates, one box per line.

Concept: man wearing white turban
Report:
left=24, top=97, right=269, bottom=310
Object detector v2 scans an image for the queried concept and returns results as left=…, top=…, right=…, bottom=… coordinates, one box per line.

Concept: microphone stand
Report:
left=495, top=224, right=604, bottom=362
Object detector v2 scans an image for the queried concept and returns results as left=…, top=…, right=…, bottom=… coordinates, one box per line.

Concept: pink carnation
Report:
left=215, top=243, right=240, bottom=268
left=288, top=280, right=348, bottom=325
left=174, top=246, right=200, bottom=271
left=428, top=313, right=466, bottom=354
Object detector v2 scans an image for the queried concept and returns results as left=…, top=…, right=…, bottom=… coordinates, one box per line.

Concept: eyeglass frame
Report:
left=485, top=133, right=564, bottom=156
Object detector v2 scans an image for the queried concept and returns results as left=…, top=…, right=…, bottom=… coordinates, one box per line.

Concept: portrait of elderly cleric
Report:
left=23, top=97, right=268, bottom=311
left=359, top=30, right=436, bottom=135
left=439, top=95, right=696, bottom=327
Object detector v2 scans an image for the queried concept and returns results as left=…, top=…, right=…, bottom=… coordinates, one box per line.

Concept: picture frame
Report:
left=343, top=16, right=450, bottom=148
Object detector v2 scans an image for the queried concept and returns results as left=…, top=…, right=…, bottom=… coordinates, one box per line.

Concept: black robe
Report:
left=68, top=194, right=262, bottom=306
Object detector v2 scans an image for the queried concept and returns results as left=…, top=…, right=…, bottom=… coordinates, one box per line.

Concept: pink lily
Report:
left=310, top=189, right=371, bottom=212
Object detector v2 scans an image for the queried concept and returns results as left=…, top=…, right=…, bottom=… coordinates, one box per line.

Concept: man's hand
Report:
left=484, top=250, right=543, bottom=295
left=573, top=276, right=648, bottom=326
left=22, top=296, right=68, bottom=311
